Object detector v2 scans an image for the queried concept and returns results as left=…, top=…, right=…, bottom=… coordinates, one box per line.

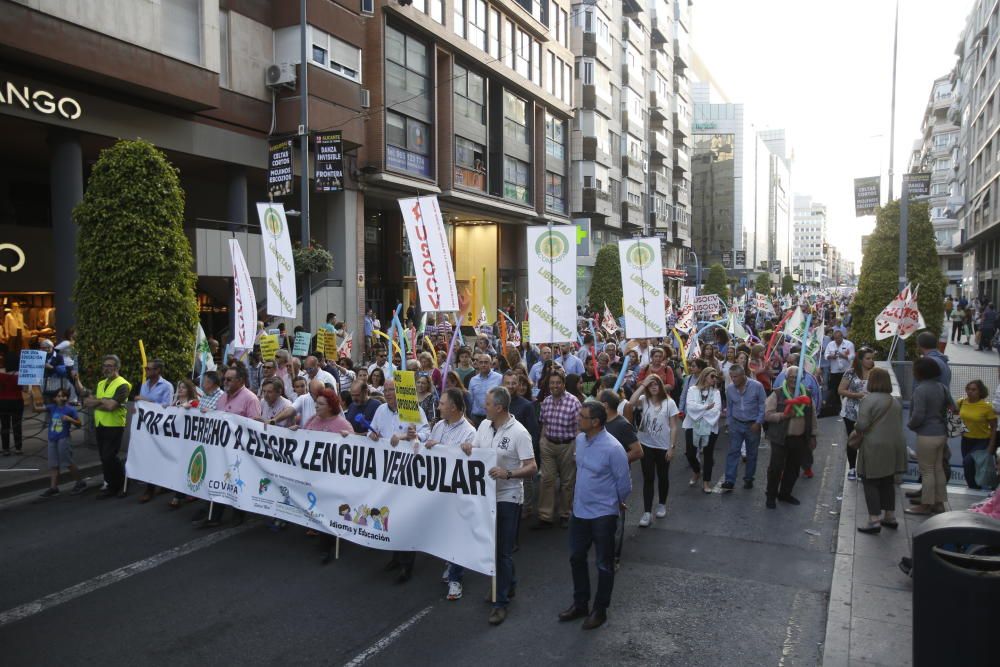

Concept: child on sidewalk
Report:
left=40, top=388, right=86, bottom=497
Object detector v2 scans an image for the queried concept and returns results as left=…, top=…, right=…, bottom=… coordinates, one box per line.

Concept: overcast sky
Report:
left=692, top=0, right=973, bottom=266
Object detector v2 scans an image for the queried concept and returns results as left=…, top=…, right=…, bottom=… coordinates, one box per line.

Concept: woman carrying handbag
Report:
left=850, top=368, right=907, bottom=534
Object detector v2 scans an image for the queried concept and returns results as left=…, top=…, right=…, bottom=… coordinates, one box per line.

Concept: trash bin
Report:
left=912, top=511, right=1000, bottom=667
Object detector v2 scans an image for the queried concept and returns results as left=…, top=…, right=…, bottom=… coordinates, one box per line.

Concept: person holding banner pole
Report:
left=453, top=386, right=534, bottom=626
left=368, top=380, right=430, bottom=582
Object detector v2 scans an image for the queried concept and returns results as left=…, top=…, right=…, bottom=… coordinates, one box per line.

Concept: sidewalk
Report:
left=0, top=407, right=110, bottom=499
left=823, top=471, right=984, bottom=666
left=941, top=338, right=1000, bottom=366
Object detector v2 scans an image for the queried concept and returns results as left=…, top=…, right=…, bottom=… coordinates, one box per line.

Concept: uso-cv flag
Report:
left=526, top=225, right=577, bottom=343
left=126, top=404, right=498, bottom=574
left=399, top=196, right=460, bottom=312
left=618, top=238, right=666, bottom=339
left=228, top=239, right=258, bottom=350
left=257, top=202, right=297, bottom=319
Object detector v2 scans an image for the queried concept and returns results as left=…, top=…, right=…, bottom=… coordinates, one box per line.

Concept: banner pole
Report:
left=491, top=574, right=497, bottom=604
left=335, top=536, right=341, bottom=561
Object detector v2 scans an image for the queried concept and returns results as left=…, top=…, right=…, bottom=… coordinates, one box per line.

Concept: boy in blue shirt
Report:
left=40, top=388, right=85, bottom=497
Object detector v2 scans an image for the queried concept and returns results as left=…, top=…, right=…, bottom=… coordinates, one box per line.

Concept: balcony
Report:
left=650, top=129, right=670, bottom=158
left=623, top=0, right=643, bottom=17
left=673, top=184, right=690, bottom=207
left=581, top=187, right=614, bottom=218
left=651, top=210, right=671, bottom=231
left=674, top=108, right=691, bottom=137
left=651, top=18, right=669, bottom=45
left=650, top=49, right=671, bottom=76
left=622, top=200, right=644, bottom=227
left=673, top=208, right=692, bottom=244
left=621, top=154, right=644, bottom=178
left=580, top=136, right=613, bottom=166
left=650, top=169, right=672, bottom=194
left=622, top=108, right=644, bottom=136
left=673, top=147, right=690, bottom=173
left=931, top=93, right=953, bottom=116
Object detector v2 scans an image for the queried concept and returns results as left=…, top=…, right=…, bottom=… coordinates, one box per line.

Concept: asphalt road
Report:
left=0, top=417, right=847, bottom=666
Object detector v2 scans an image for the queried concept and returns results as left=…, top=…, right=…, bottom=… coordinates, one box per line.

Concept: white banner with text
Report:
left=618, top=238, right=666, bottom=339
left=399, top=196, right=460, bottom=312
left=526, top=225, right=577, bottom=343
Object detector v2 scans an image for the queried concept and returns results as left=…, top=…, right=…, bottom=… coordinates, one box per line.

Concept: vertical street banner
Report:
left=526, top=226, right=577, bottom=344
left=314, top=131, right=344, bottom=193
left=256, top=203, right=297, bottom=319
left=854, top=176, right=880, bottom=217
left=268, top=139, right=293, bottom=197
left=906, top=172, right=931, bottom=199
left=229, top=239, right=258, bottom=351
left=393, top=370, right=426, bottom=424
left=126, top=404, right=497, bottom=574
left=398, top=196, right=460, bottom=312
left=618, top=238, right=666, bottom=339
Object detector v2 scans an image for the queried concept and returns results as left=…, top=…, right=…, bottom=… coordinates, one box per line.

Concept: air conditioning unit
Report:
left=360, top=88, right=371, bottom=109
left=265, top=63, right=297, bottom=89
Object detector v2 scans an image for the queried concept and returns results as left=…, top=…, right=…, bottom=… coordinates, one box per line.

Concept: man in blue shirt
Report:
left=558, top=402, right=631, bottom=630
left=528, top=346, right=553, bottom=385
left=556, top=343, right=585, bottom=377
left=723, top=364, right=767, bottom=491
left=467, top=353, right=503, bottom=425
left=136, top=359, right=174, bottom=408
left=345, top=381, right=381, bottom=433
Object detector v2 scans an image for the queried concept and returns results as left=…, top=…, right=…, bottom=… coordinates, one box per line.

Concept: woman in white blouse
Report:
left=683, top=367, right=723, bottom=494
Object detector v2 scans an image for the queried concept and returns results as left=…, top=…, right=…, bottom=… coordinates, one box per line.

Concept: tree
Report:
left=755, top=273, right=771, bottom=296
left=704, top=263, right=730, bottom=301
left=781, top=273, right=796, bottom=295
left=849, top=200, right=946, bottom=359
left=588, top=243, right=623, bottom=316
left=74, top=139, right=199, bottom=387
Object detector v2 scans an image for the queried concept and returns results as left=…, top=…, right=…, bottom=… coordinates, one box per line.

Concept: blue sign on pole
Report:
left=18, top=349, right=46, bottom=386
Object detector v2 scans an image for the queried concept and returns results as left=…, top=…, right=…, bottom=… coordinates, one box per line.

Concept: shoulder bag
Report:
left=847, top=400, right=891, bottom=449
left=946, top=396, right=968, bottom=439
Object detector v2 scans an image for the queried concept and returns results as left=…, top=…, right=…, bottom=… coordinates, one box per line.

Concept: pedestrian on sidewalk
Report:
left=81, top=355, right=131, bottom=499
left=824, top=330, right=855, bottom=415
left=917, top=332, right=951, bottom=391
left=956, top=380, right=997, bottom=490
left=624, top=374, right=680, bottom=526
left=977, top=303, right=997, bottom=351
left=950, top=304, right=966, bottom=343
left=852, top=368, right=906, bottom=534
left=839, top=347, right=875, bottom=481
left=906, top=358, right=952, bottom=515
left=763, top=366, right=816, bottom=509
left=39, top=388, right=86, bottom=497
left=0, top=352, right=24, bottom=456
left=558, top=401, right=632, bottom=630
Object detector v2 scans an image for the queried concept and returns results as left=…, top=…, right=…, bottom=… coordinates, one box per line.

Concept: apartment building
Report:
left=793, top=195, right=826, bottom=288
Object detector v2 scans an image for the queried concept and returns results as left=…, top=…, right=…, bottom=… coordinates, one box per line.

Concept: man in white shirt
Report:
left=304, top=355, right=337, bottom=388
left=823, top=330, right=855, bottom=415
left=456, top=386, right=536, bottom=626
left=273, top=379, right=323, bottom=428
left=368, top=348, right=395, bottom=376
left=369, top=379, right=430, bottom=583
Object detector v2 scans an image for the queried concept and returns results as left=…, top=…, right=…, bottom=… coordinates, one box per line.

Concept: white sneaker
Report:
left=441, top=566, right=450, bottom=583
left=638, top=512, right=652, bottom=527
left=847, top=468, right=857, bottom=481
left=446, top=581, right=463, bottom=600
left=655, top=504, right=667, bottom=518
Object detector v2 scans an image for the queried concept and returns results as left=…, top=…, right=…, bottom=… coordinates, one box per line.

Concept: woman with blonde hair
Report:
left=683, top=367, right=722, bottom=494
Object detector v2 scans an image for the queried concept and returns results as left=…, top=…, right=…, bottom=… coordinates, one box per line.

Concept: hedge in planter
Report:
left=588, top=244, right=623, bottom=317
left=74, top=139, right=199, bottom=387
left=704, top=263, right=730, bottom=301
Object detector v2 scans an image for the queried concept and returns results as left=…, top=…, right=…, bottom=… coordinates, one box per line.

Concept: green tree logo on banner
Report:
left=263, top=207, right=283, bottom=236
left=625, top=241, right=656, bottom=271
left=534, top=230, right=569, bottom=262
left=187, top=445, right=207, bottom=492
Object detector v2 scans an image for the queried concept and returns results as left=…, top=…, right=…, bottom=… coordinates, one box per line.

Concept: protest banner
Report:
left=754, top=294, right=775, bottom=315
left=398, top=196, right=459, bottom=312
left=229, top=239, right=258, bottom=350
left=693, top=294, right=722, bottom=315
left=618, top=238, right=666, bottom=339
left=526, top=225, right=577, bottom=343
left=521, top=321, right=530, bottom=343
left=675, top=304, right=696, bottom=335
left=680, top=286, right=697, bottom=308
left=292, top=331, right=313, bottom=357
left=259, top=334, right=279, bottom=361
left=875, top=284, right=925, bottom=340
left=126, top=404, right=496, bottom=574
left=256, top=203, right=297, bottom=319
left=393, top=371, right=426, bottom=424
left=17, top=349, right=45, bottom=386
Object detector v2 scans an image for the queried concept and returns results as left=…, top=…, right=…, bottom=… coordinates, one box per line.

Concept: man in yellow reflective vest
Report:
left=82, top=354, right=131, bottom=499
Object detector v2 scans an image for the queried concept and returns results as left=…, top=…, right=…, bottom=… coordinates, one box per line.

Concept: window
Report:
left=312, top=27, right=362, bottom=83
left=581, top=59, right=595, bottom=85
left=532, top=41, right=541, bottom=85
left=504, top=156, right=531, bottom=203
left=545, top=112, right=565, bottom=160
left=162, top=0, right=202, bottom=65
left=546, top=52, right=554, bottom=96
left=386, top=26, right=428, bottom=96
left=455, top=137, right=487, bottom=190
left=562, top=62, right=572, bottom=105
left=454, top=64, right=485, bottom=123
left=546, top=172, right=565, bottom=212
left=505, top=21, right=515, bottom=69
left=560, top=7, right=569, bottom=48
left=488, top=8, right=500, bottom=58
left=219, top=9, right=230, bottom=88
left=386, top=111, right=432, bottom=177
left=454, top=0, right=465, bottom=37
left=468, top=0, right=487, bottom=51
left=430, top=0, right=444, bottom=23
left=361, top=0, right=375, bottom=15
left=516, top=29, right=531, bottom=78
left=503, top=91, right=529, bottom=145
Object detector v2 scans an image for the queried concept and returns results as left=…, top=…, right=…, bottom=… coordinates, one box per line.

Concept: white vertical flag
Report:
left=618, top=238, right=666, bottom=339
left=257, top=203, right=297, bottom=319
left=526, top=225, right=577, bottom=344
left=399, top=196, right=460, bottom=312
left=229, top=239, right=258, bottom=350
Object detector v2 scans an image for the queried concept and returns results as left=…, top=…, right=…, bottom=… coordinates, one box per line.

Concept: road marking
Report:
left=342, top=605, right=434, bottom=667
left=0, top=522, right=254, bottom=628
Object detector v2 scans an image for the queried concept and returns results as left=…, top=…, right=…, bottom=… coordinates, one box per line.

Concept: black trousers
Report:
left=684, top=429, right=719, bottom=482
left=827, top=373, right=844, bottom=414
left=0, top=398, right=24, bottom=451
left=640, top=445, right=670, bottom=511
left=96, top=426, right=125, bottom=492
left=766, top=434, right=806, bottom=499
left=862, top=475, right=895, bottom=515
left=951, top=321, right=963, bottom=341
left=843, top=419, right=859, bottom=469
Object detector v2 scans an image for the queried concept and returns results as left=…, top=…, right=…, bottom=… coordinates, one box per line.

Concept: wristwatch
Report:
left=506, top=470, right=512, bottom=480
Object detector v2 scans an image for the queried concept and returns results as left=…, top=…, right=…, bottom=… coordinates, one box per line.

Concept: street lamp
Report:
left=689, top=250, right=701, bottom=294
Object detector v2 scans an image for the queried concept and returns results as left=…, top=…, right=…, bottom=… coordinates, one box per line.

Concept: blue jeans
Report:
left=725, top=420, right=761, bottom=483
left=569, top=513, right=618, bottom=610
left=962, top=437, right=990, bottom=489
left=449, top=501, right=519, bottom=608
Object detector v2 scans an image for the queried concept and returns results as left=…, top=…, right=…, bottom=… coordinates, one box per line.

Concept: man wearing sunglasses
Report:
left=82, top=355, right=132, bottom=499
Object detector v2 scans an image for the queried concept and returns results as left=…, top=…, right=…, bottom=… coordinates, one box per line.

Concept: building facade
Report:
left=793, top=195, right=826, bottom=288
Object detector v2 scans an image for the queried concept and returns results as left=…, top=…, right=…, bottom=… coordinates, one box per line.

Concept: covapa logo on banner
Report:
left=187, top=445, right=207, bottom=492
left=256, top=203, right=297, bottom=319
left=399, top=196, right=460, bottom=312
left=625, top=241, right=655, bottom=270
left=618, top=237, right=666, bottom=339
left=526, top=226, right=577, bottom=344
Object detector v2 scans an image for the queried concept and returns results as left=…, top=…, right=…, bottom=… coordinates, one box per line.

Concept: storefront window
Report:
left=455, top=137, right=487, bottom=191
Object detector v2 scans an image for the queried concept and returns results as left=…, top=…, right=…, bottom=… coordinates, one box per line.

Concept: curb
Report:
left=0, top=462, right=106, bottom=500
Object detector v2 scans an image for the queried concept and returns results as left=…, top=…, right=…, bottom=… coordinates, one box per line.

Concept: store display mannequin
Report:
left=4, top=302, right=27, bottom=341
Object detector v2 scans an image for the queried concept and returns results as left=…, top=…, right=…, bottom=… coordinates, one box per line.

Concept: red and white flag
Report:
left=601, top=303, right=618, bottom=334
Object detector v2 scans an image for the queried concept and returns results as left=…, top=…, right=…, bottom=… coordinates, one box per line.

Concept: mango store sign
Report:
left=1, top=81, right=82, bottom=120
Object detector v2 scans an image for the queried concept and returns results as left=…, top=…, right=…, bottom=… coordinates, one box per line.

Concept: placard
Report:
left=393, top=370, right=426, bottom=425
left=314, top=131, right=344, bottom=193
left=17, top=349, right=45, bottom=386
left=258, top=334, right=279, bottom=361
left=693, top=293, right=722, bottom=315
left=268, top=139, right=293, bottom=197
left=292, top=331, right=313, bottom=357
left=526, top=226, right=577, bottom=344
left=256, top=202, right=297, bottom=319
